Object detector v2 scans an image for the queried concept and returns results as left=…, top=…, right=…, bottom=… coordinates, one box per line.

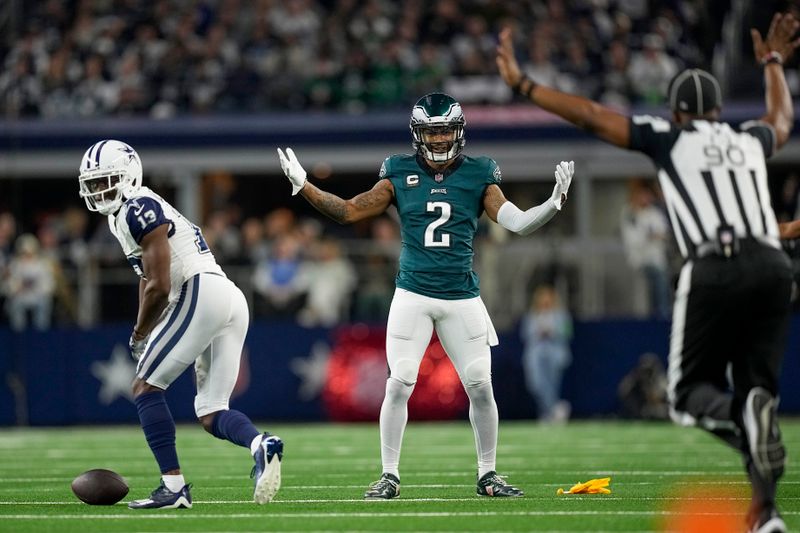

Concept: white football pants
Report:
left=380, top=288, right=500, bottom=477
left=385, top=288, right=499, bottom=385
left=136, top=272, right=249, bottom=417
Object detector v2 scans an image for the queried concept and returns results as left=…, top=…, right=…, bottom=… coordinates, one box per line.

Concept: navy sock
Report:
left=134, top=391, right=180, bottom=474
left=210, top=409, right=261, bottom=449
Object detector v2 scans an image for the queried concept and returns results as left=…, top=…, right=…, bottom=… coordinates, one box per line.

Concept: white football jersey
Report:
left=108, top=186, right=224, bottom=302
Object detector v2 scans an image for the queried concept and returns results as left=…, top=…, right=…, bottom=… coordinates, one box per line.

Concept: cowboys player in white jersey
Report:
left=78, top=139, right=282, bottom=509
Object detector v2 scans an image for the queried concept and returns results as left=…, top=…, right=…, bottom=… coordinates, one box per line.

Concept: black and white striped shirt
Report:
left=629, top=115, right=781, bottom=259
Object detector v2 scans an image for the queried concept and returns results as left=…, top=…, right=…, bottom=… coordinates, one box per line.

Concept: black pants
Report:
left=669, top=241, right=793, bottom=510
left=667, top=240, right=792, bottom=514
left=669, top=241, right=792, bottom=419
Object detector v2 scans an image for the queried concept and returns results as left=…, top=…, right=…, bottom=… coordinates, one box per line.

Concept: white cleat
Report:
left=251, top=434, right=283, bottom=504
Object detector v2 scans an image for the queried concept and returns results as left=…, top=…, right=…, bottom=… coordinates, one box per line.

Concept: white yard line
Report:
left=0, top=470, right=768, bottom=480
left=4, top=510, right=800, bottom=519
left=3, top=495, right=800, bottom=505
left=10, top=478, right=800, bottom=485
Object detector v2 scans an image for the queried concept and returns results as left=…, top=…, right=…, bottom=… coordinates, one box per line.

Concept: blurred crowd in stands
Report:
left=3, top=0, right=800, bottom=330
left=1, top=0, right=735, bottom=118
left=0, top=200, right=403, bottom=330
left=7, top=168, right=800, bottom=330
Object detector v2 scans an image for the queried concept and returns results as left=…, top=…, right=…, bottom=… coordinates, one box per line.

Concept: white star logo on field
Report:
left=289, top=341, right=330, bottom=401
left=91, top=344, right=136, bottom=405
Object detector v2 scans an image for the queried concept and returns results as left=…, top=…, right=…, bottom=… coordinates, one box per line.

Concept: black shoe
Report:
left=477, top=471, right=524, bottom=497
left=743, top=387, right=786, bottom=482
left=364, top=473, right=400, bottom=499
left=128, top=480, right=192, bottom=509
left=748, top=506, right=787, bottom=533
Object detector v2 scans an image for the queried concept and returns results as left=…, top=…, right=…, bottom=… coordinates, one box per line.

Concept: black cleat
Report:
left=743, top=387, right=786, bottom=482
left=364, top=473, right=400, bottom=500
left=477, top=471, right=524, bottom=497
left=128, top=480, right=192, bottom=509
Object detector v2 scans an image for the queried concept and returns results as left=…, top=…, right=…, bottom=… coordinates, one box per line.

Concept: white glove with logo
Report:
left=551, top=160, right=574, bottom=210
left=129, top=331, right=148, bottom=361
left=277, top=147, right=307, bottom=196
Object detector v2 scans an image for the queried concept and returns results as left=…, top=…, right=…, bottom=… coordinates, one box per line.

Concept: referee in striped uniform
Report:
left=497, top=12, right=800, bottom=533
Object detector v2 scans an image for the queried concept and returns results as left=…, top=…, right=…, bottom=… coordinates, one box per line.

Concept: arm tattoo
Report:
left=354, top=190, right=387, bottom=211
left=302, top=180, right=392, bottom=224
left=483, top=184, right=507, bottom=219
left=303, top=186, right=348, bottom=223
left=485, top=188, right=505, bottom=212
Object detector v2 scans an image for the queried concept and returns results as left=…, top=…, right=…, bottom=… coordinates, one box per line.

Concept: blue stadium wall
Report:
left=1, top=317, right=799, bottom=426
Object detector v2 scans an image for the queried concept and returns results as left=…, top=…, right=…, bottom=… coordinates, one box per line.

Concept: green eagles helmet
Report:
left=410, top=92, right=466, bottom=162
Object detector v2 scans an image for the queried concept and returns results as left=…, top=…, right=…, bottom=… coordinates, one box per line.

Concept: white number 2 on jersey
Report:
left=424, top=201, right=451, bottom=247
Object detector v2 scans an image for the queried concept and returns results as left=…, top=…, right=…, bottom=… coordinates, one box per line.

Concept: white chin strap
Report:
left=84, top=190, right=122, bottom=215
left=95, top=199, right=120, bottom=215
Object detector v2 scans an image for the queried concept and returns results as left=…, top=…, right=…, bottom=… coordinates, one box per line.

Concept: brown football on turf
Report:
left=71, top=469, right=129, bottom=505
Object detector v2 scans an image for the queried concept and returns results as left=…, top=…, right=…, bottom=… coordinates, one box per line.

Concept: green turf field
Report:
left=0, top=420, right=797, bottom=532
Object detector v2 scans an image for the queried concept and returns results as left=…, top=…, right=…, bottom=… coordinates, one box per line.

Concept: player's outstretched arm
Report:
left=751, top=12, right=800, bottom=149
left=277, top=147, right=393, bottom=224
left=485, top=161, right=574, bottom=236
left=301, top=179, right=394, bottom=224
left=496, top=28, right=630, bottom=148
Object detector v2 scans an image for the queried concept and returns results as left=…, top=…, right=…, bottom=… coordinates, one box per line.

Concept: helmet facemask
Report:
left=412, top=124, right=465, bottom=162
left=78, top=140, right=143, bottom=215
left=410, top=93, right=466, bottom=163
left=79, top=171, right=128, bottom=215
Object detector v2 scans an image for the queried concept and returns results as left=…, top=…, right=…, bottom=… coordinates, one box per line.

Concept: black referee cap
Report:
left=667, top=69, right=722, bottom=115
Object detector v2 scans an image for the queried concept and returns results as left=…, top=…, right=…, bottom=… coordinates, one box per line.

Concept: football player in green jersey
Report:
left=278, top=92, right=573, bottom=499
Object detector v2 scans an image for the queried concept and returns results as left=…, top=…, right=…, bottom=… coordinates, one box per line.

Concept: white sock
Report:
left=249, top=434, right=264, bottom=456
left=379, top=378, right=415, bottom=479
left=162, top=474, right=185, bottom=493
left=465, top=381, right=498, bottom=478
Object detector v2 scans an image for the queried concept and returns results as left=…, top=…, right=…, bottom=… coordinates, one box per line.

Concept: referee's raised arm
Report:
left=495, top=27, right=631, bottom=149
left=751, top=12, right=800, bottom=149
left=496, top=14, right=800, bottom=153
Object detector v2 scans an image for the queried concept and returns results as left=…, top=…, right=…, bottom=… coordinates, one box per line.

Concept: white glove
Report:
left=551, top=160, right=574, bottom=210
left=277, top=147, right=307, bottom=196
left=129, top=331, right=148, bottom=361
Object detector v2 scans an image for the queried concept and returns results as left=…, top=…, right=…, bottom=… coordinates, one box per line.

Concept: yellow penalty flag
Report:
left=556, top=477, right=611, bottom=495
